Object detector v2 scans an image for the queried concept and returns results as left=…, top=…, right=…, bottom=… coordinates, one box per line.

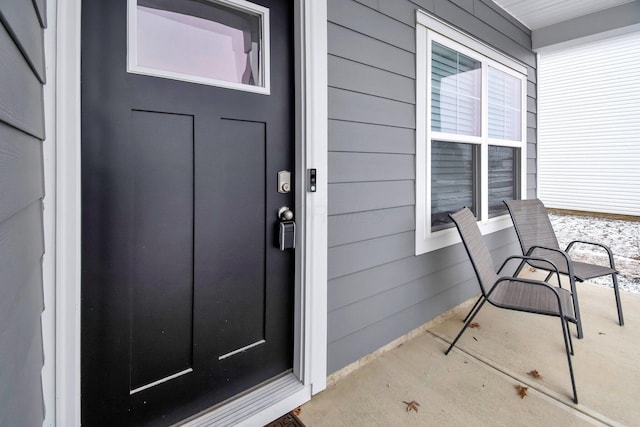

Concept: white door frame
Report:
left=43, top=1, right=327, bottom=425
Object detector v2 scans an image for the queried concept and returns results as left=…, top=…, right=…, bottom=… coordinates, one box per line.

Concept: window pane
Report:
left=135, top=0, right=263, bottom=87
left=431, top=141, right=477, bottom=230
left=488, top=146, right=520, bottom=217
left=431, top=42, right=481, bottom=136
left=488, top=67, right=521, bottom=140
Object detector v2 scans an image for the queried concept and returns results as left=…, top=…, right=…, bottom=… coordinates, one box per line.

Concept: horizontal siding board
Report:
left=451, top=0, right=474, bottom=14
left=328, top=228, right=514, bottom=310
left=329, top=180, right=414, bottom=215
left=0, top=262, right=43, bottom=348
left=328, top=262, right=477, bottom=342
left=475, top=0, right=530, bottom=34
left=0, top=203, right=44, bottom=311
left=527, top=65, right=536, bottom=84
left=329, top=87, right=415, bottom=128
left=527, top=80, right=536, bottom=99
left=0, top=0, right=45, bottom=82
left=411, top=0, right=436, bottom=14
left=527, top=127, right=536, bottom=144
left=0, top=259, right=43, bottom=338
left=473, top=0, right=531, bottom=48
left=430, top=0, right=535, bottom=67
left=327, top=278, right=478, bottom=373
left=527, top=142, right=536, bottom=158
left=527, top=96, right=536, bottom=114
left=354, top=0, right=424, bottom=26
left=328, top=231, right=415, bottom=279
left=328, top=0, right=415, bottom=52
left=0, top=122, right=44, bottom=223
left=0, top=22, right=44, bottom=139
left=328, top=247, right=465, bottom=311
left=0, top=319, right=44, bottom=427
left=328, top=206, right=414, bottom=247
left=329, top=120, right=415, bottom=154
left=328, top=22, right=415, bottom=78
left=329, top=55, right=415, bottom=104
left=329, top=152, right=414, bottom=183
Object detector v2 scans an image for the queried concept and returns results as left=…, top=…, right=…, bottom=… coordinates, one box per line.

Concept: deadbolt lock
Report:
left=277, top=170, right=291, bottom=194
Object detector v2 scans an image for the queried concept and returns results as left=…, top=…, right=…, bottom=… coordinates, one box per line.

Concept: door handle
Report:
left=278, top=206, right=295, bottom=250
left=278, top=206, right=294, bottom=221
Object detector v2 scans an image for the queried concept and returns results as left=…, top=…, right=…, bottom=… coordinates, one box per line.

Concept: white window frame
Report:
left=415, top=10, right=528, bottom=255
left=127, top=0, right=271, bottom=94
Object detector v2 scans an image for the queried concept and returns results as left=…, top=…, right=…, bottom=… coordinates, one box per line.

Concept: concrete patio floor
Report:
left=299, top=277, right=640, bottom=426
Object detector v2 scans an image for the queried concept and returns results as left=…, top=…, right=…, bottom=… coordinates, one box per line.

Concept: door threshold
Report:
left=178, top=373, right=310, bottom=427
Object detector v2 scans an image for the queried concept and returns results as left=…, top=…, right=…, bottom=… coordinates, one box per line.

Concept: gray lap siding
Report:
left=327, top=0, right=536, bottom=373
left=0, top=1, right=46, bottom=425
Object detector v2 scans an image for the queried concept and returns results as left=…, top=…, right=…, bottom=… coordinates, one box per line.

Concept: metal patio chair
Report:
left=445, top=208, right=578, bottom=404
left=503, top=199, right=624, bottom=339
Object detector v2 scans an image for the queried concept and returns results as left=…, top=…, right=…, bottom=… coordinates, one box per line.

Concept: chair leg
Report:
left=462, top=295, right=484, bottom=323
left=560, top=316, right=578, bottom=404
left=611, top=273, right=624, bottom=326
left=445, top=298, right=487, bottom=355
left=566, top=320, right=574, bottom=356
left=568, top=276, right=584, bottom=339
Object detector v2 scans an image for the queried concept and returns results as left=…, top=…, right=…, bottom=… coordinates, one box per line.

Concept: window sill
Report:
left=415, top=214, right=513, bottom=255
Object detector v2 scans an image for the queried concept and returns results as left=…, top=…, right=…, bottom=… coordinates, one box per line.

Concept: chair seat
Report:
left=489, top=280, right=576, bottom=321
left=528, top=254, right=617, bottom=281
left=571, top=261, right=617, bottom=281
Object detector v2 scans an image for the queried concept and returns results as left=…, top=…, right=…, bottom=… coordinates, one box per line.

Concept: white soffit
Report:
left=492, top=0, right=636, bottom=29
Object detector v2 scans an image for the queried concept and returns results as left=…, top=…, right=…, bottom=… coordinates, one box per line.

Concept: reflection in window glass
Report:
left=135, top=0, right=263, bottom=87
left=488, top=67, right=521, bottom=140
left=431, top=42, right=482, bottom=136
left=488, top=146, right=519, bottom=217
left=431, top=141, right=477, bottom=230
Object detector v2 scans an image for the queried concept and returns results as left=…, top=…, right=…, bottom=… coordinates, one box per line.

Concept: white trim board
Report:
left=46, top=1, right=328, bottom=425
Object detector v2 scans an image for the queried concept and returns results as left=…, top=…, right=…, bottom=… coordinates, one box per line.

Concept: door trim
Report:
left=44, top=0, right=327, bottom=425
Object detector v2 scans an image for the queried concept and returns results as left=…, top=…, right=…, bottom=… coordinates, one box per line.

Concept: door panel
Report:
left=196, top=118, right=267, bottom=359
left=130, top=110, right=195, bottom=392
left=81, top=0, right=294, bottom=425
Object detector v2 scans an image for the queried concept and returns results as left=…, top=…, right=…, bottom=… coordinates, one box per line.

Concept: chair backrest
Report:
left=449, top=208, right=498, bottom=296
left=503, top=199, right=560, bottom=255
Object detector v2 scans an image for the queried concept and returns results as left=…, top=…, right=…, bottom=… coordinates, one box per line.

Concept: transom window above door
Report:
left=415, top=11, right=528, bottom=254
left=127, top=0, right=270, bottom=94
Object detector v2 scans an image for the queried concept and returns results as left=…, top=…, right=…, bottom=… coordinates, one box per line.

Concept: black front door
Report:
left=81, top=1, right=295, bottom=425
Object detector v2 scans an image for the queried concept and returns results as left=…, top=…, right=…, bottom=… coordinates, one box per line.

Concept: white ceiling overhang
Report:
left=492, top=0, right=640, bottom=51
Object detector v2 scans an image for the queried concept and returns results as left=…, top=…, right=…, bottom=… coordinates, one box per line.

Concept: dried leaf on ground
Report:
left=403, top=400, right=420, bottom=412
left=528, top=267, right=537, bottom=272
left=515, top=385, right=528, bottom=399
left=293, top=407, right=301, bottom=416
left=469, top=322, right=480, bottom=329
left=528, top=370, right=543, bottom=379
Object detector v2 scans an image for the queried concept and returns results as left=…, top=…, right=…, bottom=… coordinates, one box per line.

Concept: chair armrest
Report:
left=565, top=240, right=616, bottom=269
left=526, top=245, right=578, bottom=293
left=497, top=255, right=562, bottom=286
left=526, top=245, right=575, bottom=275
